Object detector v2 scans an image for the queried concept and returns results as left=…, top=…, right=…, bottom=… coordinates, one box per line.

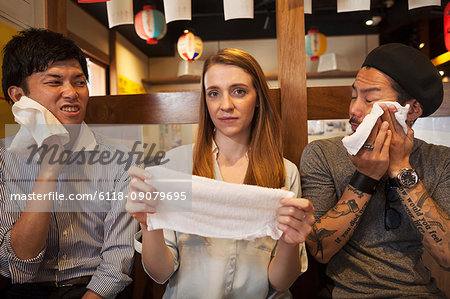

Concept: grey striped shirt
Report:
left=0, top=124, right=138, bottom=298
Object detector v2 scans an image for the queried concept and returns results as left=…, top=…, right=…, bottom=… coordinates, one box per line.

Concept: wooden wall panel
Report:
left=86, top=92, right=200, bottom=124
left=307, top=86, right=353, bottom=120
left=85, top=88, right=342, bottom=125
left=86, top=89, right=281, bottom=125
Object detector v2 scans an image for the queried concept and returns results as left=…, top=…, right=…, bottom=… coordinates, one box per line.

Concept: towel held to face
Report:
left=8, top=96, right=69, bottom=155
left=342, top=101, right=409, bottom=155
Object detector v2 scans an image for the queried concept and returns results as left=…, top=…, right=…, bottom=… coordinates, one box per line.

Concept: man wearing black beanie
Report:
left=302, top=43, right=449, bottom=298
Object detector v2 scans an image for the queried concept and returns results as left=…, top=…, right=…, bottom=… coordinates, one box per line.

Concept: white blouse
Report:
left=139, top=144, right=308, bottom=299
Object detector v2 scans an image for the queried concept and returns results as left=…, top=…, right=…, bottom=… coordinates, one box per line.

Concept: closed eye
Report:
left=44, top=81, right=62, bottom=85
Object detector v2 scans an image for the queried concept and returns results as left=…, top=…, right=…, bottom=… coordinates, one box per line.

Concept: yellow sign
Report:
left=118, top=75, right=147, bottom=95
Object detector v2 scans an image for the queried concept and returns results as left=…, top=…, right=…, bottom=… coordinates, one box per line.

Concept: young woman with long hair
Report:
left=127, top=48, right=314, bottom=298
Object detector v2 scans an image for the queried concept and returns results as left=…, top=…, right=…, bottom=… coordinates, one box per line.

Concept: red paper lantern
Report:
left=134, top=5, right=167, bottom=45
left=445, top=2, right=450, bottom=52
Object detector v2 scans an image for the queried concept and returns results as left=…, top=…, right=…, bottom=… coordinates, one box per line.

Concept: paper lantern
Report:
left=305, top=29, right=327, bottom=61
left=445, top=2, right=450, bottom=52
left=177, top=31, right=203, bottom=62
left=134, top=5, right=167, bottom=45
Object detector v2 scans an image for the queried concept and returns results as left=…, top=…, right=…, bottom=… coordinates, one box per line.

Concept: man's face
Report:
left=17, top=59, right=89, bottom=125
left=349, top=67, right=399, bottom=131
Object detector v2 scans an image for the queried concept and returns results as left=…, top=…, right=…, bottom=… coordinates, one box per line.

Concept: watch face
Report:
left=399, top=170, right=418, bottom=187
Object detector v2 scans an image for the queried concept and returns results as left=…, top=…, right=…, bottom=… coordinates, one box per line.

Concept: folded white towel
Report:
left=342, top=101, right=409, bottom=155
left=127, top=166, right=295, bottom=240
left=8, top=96, right=69, bottom=155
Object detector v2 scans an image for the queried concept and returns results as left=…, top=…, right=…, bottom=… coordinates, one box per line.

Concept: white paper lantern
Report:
left=177, top=31, right=203, bottom=62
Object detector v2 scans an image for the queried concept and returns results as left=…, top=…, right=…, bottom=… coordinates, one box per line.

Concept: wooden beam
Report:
left=45, top=0, right=67, bottom=35
left=109, top=29, right=118, bottom=95
left=277, top=0, right=307, bottom=166
left=67, top=31, right=109, bottom=67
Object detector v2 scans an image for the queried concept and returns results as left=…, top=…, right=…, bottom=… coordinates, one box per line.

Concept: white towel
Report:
left=8, top=96, right=69, bottom=155
left=342, top=101, right=409, bottom=155
left=127, top=166, right=295, bottom=240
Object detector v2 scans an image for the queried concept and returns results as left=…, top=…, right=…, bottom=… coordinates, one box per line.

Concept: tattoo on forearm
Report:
left=416, top=191, right=429, bottom=209
left=428, top=221, right=446, bottom=232
left=334, top=201, right=368, bottom=244
left=412, top=217, right=444, bottom=243
left=308, top=188, right=370, bottom=259
left=347, top=185, right=365, bottom=199
left=323, top=199, right=360, bottom=220
left=307, top=224, right=337, bottom=259
left=401, top=192, right=447, bottom=243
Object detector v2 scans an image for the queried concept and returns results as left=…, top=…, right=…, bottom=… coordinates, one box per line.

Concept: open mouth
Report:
left=60, top=105, right=80, bottom=112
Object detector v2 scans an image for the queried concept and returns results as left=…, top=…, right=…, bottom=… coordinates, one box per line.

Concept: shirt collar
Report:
left=70, top=122, right=97, bottom=152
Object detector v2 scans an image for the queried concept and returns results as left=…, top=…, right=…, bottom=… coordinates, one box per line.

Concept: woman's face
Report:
left=204, top=64, right=257, bottom=142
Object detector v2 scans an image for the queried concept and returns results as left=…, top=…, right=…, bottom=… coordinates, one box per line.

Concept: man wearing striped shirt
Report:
left=0, top=29, right=137, bottom=298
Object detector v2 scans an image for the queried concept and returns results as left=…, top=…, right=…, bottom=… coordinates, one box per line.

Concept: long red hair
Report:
left=192, top=48, right=285, bottom=188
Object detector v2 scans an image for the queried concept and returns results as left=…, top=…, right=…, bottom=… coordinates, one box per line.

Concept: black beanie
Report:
left=362, top=43, right=443, bottom=117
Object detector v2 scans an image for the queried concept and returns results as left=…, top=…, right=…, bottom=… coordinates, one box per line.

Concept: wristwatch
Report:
left=389, top=168, right=419, bottom=188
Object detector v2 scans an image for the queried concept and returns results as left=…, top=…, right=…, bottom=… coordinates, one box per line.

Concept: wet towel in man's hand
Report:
left=8, top=96, right=69, bottom=155
left=342, top=101, right=409, bottom=155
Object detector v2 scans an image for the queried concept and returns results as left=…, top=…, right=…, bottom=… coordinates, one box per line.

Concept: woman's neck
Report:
left=214, top=132, right=250, bottom=165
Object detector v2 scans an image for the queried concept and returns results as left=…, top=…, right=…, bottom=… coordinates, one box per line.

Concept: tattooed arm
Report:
left=381, top=104, right=450, bottom=269
left=396, top=181, right=450, bottom=269
left=306, top=186, right=372, bottom=263
left=303, top=120, right=391, bottom=264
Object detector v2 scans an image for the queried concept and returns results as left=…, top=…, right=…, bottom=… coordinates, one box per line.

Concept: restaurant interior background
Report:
left=0, top=0, right=449, bottom=297
left=1, top=0, right=449, bottom=148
